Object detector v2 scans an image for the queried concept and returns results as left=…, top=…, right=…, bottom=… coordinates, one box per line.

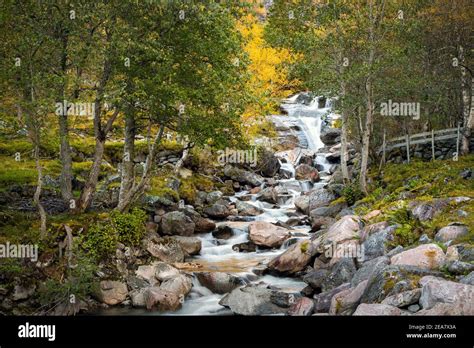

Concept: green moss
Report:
left=300, top=240, right=310, bottom=253
left=0, top=156, right=61, bottom=186
left=149, top=173, right=180, bottom=202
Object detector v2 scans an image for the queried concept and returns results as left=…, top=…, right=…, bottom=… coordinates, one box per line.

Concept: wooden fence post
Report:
left=405, top=133, right=410, bottom=164
left=456, top=122, right=461, bottom=161
left=431, top=129, right=435, bottom=161
left=379, top=129, right=386, bottom=171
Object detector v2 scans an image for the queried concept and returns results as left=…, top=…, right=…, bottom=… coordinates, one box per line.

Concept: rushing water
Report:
left=154, top=93, right=335, bottom=315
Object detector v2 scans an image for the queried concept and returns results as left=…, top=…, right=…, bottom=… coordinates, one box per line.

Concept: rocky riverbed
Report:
left=1, top=94, right=473, bottom=316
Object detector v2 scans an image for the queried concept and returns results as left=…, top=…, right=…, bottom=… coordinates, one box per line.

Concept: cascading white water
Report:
left=131, top=93, right=334, bottom=315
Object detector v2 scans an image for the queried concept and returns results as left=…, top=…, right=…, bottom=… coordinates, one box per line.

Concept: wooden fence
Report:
left=379, top=124, right=461, bottom=165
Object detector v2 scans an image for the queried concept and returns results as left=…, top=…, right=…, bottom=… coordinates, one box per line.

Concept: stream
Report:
left=104, top=94, right=335, bottom=315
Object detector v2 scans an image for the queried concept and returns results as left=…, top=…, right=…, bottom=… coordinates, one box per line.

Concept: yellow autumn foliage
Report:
left=237, top=14, right=301, bottom=126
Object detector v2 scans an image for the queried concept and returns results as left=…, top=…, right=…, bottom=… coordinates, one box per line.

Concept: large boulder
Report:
left=320, top=128, right=341, bottom=146
left=161, top=211, right=195, bottom=236
left=235, top=200, right=264, bottom=216
left=97, top=281, right=128, bottom=305
left=295, top=188, right=337, bottom=214
left=360, top=265, right=443, bottom=304
left=321, top=215, right=362, bottom=247
left=219, top=284, right=291, bottom=315
left=362, top=225, right=398, bottom=260
left=146, top=237, right=185, bottom=263
left=313, top=283, right=351, bottom=313
left=154, top=262, right=180, bottom=282
left=204, top=204, right=231, bottom=219
left=267, top=240, right=315, bottom=274
left=259, top=187, right=279, bottom=204
left=194, top=218, right=216, bottom=233
left=287, top=297, right=315, bottom=316
left=351, top=256, right=390, bottom=287
left=418, top=276, right=474, bottom=314
left=434, top=223, right=469, bottom=242
left=248, top=221, right=290, bottom=248
left=353, top=303, right=402, bottom=316
left=159, top=274, right=193, bottom=298
left=295, top=164, right=319, bottom=182
left=136, top=265, right=160, bottom=286
left=329, top=280, right=368, bottom=315
left=196, top=272, right=245, bottom=294
left=143, top=287, right=181, bottom=311
left=255, top=148, right=281, bottom=177
left=381, top=288, right=421, bottom=308
left=170, top=236, right=201, bottom=256
left=390, top=244, right=446, bottom=270
left=223, top=165, right=264, bottom=187
left=321, top=258, right=357, bottom=291
left=409, top=199, right=449, bottom=221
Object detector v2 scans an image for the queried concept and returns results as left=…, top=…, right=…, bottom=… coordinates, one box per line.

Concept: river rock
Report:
left=303, top=269, right=329, bottom=290
left=256, top=148, right=281, bottom=177
left=267, top=240, right=314, bottom=274
left=144, top=287, right=181, bottom=311
left=381, top=288, right=421, bottom=308
left=320, top=128, right=341, bottom=146
left=248, top=221, right=290, bottom=248
left=418, top=276, right=474, bottom=314
left=287, top=297, right=315, bottom=316
left=434, top=223, right=469, bottom=242
left=447, top=260, right=474, bottom=275
left=409, top=199, right=449, bottom=221
left=313, top=283, right=351, bottom=313
left=136, top=265, right=159, bottom=285
left=295, top=164, right=319, bottom=182
left=194, top=217, right=216, bottom=233
left=351, top=256, right=390, bottom=287
left=212, top=225, right=235, bottom=239
left=204, top=204, right=231, bottom=219
left=171, top=236, right=201, bottom=255
left=390, top=244, right=446, bottom=270
left=321, top=258, right=357, bottom=291
left=362, top=225, right=398, bottom=260
left=259, top=187, right=279, bottom=204
left=223, top=165, right=263, bottom=187
left=232, top=241, right=257, bottom=252
left=460, top=271, right=474, bottom=285
left=360, top=265, right=442, bottom=304
left=294, top=188, right=337, bottom=214
left=97, top=280, right=128, bottom=305
left=160, top=274, right=193, bottom=297
left=219, top=284, right=289, bottom=315
left=146, top=237, right=185, bottom=263
left=196, top=272, right=245, bottom=294
left=329, top=280, right=368, bottom=315
left=235, top=200, right=264, bottom=216
left=129, top=288, right=147, bottom=307
left=206, top=191, right=223, bottom=204
left=154, top=262, right=180, bottom=281
left=353, top=303, right=403, bottom=316
left=161, top=211, right=195, bottom=236
left=321, top=215, right=362, bottom=247
left=359, top=221, right=390, bottom=241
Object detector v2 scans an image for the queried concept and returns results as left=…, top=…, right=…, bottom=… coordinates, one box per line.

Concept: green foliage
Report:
left=111, top=208, right=147, bottom=246
left=81, top=222, right=118, bottom=261
left=81, top=208, right=147, bottom=259
left=0, top=155, right=61, bottom=186
left=388, top=205, right=423, bottom=247
left=38, top=250, right=98, bottom=307
left=341, top=183, right=364, bottom=206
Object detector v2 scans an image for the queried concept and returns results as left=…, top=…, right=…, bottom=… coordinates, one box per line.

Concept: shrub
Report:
left=341, top=183, right=364, bottom=206
left=111, top=208, right=147, bottom=246
left=81, top=222, right=118, bottom=260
